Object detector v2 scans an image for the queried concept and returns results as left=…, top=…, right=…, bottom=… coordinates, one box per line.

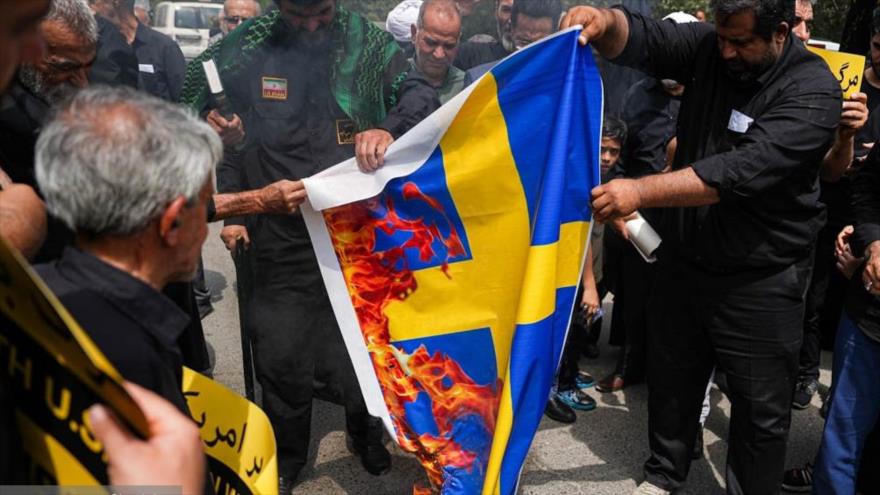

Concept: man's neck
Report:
left=115, top=11, right=139, bottom=45
left=77, top=235, right=167, bottom=291
left=416, top=60, right=447, bottom=87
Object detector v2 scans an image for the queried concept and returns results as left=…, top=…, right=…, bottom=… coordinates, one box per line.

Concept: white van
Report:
left=152, top=1, right=223, bottom=60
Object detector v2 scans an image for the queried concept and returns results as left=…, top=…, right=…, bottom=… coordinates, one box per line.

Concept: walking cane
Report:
left=233, top=237, right=257, bottom=402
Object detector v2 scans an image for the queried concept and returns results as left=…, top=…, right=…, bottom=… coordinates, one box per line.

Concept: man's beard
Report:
left=723, top=49, right=777, bottom=84
left=281, top=22, right=331, bottom=51
left=497, top=21, right=514, bottom=52
left=18, top=65, right=77, bottom=105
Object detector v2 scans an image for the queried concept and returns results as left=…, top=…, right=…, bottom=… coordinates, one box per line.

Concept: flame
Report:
left=325, top=183, right=501, bottom=492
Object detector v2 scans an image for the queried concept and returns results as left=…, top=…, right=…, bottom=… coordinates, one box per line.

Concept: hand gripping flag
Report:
left=302, top=28, right=603, bottom=494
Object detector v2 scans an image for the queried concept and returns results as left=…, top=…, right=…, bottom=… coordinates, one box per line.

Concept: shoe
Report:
left=279, top=475, right=297, bottom=495
left=197, top=302, right=214, bottom=320
left=632, top=481, right=671, bottom=494
left=691, top=426, right=704, bottom=460
left=792, top=379, right=818, bottom=410
left=556, top=388, right=597, bottom=411
left=544, top=395, right=577, bottom=423
left=820, top=396, right=829, bottom=419
left=352, top=441, right=392, bottom=476
left=575, top=371, right=596, bottom=389
left=781, top=463, right=813, bottom=492
left=596, top=374, right=625, bottom=393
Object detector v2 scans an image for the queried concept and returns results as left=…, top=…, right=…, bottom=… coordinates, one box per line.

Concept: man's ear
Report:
left=776, top=21, right=790, bottom=43
left=158, top=196, right=187, bottom=246
left=411, top=23, right=418, bottom=40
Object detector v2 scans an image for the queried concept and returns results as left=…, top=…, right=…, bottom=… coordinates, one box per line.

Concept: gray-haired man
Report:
left=0, top=0, right=97, bottom=262
left=35, top=85, right=218, bottom=428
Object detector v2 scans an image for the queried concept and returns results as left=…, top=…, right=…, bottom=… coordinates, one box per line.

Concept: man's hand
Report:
left=862, top=240, right=880, bottom=296
left=220, top=225, right=250, bottom=252
left=88, top=382, right=205, bottom=495
left=355, top=129, right=394, bottom=172
left=0, top=184, right=47, bottom=260
left=560, top=6, right=610, bottom=45
left=836, top=225, right=855, bottom=255
left=206, top=109, right=245, bottom=147
left=834, top=226, right=862, bottom=278
left=591, top=178, right=641, bottom=222
left=838, top=92, right=869, bottom=140
left=258, top=180, right=306, bottom=215
left=580, top=282, right=601, bottom=321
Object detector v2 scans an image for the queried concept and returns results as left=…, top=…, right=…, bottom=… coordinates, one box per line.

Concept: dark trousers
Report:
left=643, top=257, right=808, bottom=494
left=607, top=239, right=655, bottom=381
left=799, top=227, right=847, bottom=382
left=245, top=243, right=379, bottom=478
left=813, top=313, right=880, bottom=494
left=558, top=282, right=607, bottom=390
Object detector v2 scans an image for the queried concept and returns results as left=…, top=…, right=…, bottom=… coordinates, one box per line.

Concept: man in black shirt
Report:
left=810, top=142, right=880, bottom=494
left=0, top=0, right=98, bottom=263
left=31, top=85, right=218, bottom=491
left=33, top=85, right=219, bottom=416
left=563, top=0, right=841, bottom=493
left=789, top=5, right=871, bottom=411
left=89, top=0, right=186, bottom=101
left=89, top=13, right=138, bottom=87
left=453, top=0, right=513, bottom=70
left=180, top=0, right=438, bottom=488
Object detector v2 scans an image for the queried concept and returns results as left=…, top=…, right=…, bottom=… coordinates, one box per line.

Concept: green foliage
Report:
left=812, top=0, right=849, bottom=43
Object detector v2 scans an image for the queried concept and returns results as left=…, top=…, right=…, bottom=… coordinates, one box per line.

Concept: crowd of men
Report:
left=0, top=0, right=879, bottom=493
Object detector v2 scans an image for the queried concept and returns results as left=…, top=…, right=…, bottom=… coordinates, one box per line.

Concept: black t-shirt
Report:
left=845, top=143, right=880, bottom=342
left=613, top=8, right=841, bottom=270
left=819, top=78, right=880, bottom=233
left=89, top=15, right=139, bottom=88
left=132, top=23, right=187, bottom=102
left=617, top=77, right=680, bottom=178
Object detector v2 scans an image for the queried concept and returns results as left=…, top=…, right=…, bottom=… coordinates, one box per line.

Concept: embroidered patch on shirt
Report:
left=262, top=77, right=288, bottom=100
left=138, top=64, right=155, bottom=73
left=336, top=119, right=357, bottom=145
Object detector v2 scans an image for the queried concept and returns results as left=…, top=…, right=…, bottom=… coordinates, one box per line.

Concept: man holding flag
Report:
left=179, top=0, right=438, bottom=490
left=562, top=1, right=841, bottom=493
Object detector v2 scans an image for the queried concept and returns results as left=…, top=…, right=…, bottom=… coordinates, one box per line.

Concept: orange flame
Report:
left=325, top=183, right=501, bottom=491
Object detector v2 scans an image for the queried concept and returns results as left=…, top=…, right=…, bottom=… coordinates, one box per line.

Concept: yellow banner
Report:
left=0, top=237, right=277, bottom=493
left=0, top=236, right=146, bottom=485
left=183, top=368, right=278, bottom=495
left=808, top=45, right=866, bottom=99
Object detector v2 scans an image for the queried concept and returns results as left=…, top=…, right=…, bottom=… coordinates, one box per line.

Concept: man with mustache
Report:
left=562, top=0, right=841, bottom=493
left=410, top=0, right=465, bottom=104
left=180, top=0, right=438, bottom=491
left=454, top=0, right=514, bottom=70
left=0, top=0, right=96, bottom=263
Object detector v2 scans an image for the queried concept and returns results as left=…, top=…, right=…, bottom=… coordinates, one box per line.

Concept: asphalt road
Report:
left=200, top=222, right=830, bottom=494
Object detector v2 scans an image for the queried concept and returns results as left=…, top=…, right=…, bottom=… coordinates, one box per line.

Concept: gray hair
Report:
left=35, top=86, right=222, bottom=236
left=417, top=0, right=461, bottom=28
left=46, top=0, right=99, bottom=46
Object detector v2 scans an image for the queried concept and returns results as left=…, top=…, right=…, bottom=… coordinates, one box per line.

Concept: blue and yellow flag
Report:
left=302, top=28, right=603, bottom=494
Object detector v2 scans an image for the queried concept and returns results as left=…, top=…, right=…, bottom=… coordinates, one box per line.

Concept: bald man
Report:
left=410, top=0, right=464, bottom=103
left=210, top=0, right=261, bottom=45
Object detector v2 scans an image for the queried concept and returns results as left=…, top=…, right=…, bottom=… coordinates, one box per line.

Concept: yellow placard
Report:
left=0, top=236, right=277, bottom=493
left=0, top=235, right=146, bottom=486
left=807, top=45, right=866, bottom=99
left=183, top=368, right=278, bottom=495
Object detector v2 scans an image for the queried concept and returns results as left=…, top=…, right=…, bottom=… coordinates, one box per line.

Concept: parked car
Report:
left=152, top=1, right=223, bottom=60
